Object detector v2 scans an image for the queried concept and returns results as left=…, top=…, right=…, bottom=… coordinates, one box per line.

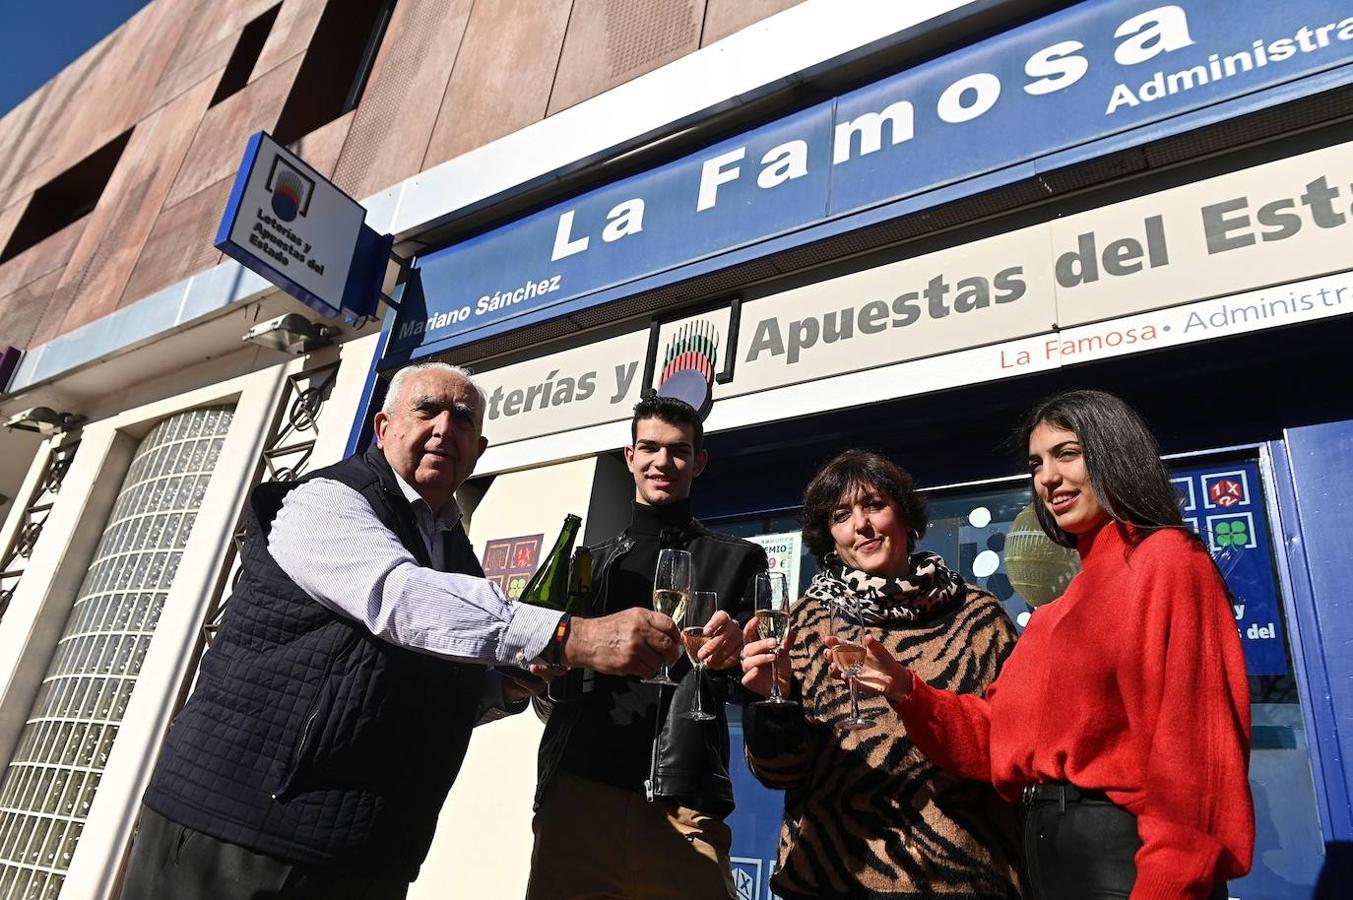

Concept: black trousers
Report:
left=120, top=806, right=409, bottom=900
left=1022, top=790, right=1227, bottom=900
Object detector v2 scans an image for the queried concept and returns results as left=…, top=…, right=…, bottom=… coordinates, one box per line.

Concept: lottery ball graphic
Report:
left=1003, top=503, right=1080, bottom=607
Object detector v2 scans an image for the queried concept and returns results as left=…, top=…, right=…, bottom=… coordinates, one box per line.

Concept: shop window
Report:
left=0, top=130, right=132, bottom=265
left=716, top=452, right=1324, bottom=898
left=0, top=407, right=234, bottom=897
left=272, top=0, right=396, bottom=146
left=921, top=459, right=1323, bottom=898
left=209, top=4, right=281, bottom=107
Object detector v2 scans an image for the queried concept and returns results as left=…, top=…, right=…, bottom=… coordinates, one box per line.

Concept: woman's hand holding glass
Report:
left=826, top=633, right=915, bottom=706
left=749, top=571, right=794, bottom=704
left=740, top=617, right=796, bottom=699
left=829, top=599, right=876, bottom=731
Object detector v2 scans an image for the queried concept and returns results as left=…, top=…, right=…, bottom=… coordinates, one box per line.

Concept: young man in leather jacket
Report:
left=527, top=395, right=769, bottom=899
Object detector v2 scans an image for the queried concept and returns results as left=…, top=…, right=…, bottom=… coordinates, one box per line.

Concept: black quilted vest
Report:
left=143, top=447, right=487, bottom=880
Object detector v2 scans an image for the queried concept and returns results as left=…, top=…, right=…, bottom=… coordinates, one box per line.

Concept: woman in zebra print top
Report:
left=741, top=450, right=1023, bottom=899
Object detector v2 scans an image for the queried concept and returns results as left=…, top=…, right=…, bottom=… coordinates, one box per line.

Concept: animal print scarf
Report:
left=806, top=551, right=964, bottom=625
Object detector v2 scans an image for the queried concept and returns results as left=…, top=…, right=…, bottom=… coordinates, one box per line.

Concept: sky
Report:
left=0, top=0, right=154, bottom=119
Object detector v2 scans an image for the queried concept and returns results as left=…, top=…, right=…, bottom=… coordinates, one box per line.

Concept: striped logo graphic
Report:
left=659, top=319, right=719, bottom=388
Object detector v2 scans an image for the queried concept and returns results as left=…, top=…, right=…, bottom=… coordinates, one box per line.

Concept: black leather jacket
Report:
left=535, top=517, right=767, bottom=818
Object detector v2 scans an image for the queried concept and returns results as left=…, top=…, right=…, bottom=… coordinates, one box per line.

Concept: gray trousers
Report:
left=120, top=806, right=409, bottom=900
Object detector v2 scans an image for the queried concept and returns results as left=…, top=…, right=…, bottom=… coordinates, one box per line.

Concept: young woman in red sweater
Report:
left=836, top=389, right=1254, bottom=900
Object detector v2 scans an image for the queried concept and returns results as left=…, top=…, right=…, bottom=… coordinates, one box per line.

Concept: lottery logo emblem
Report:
left=1208, top=478, right=1245, bottom=509
left=266, top=156, right=315, bottom=222
left=656, top=320, right=720, bottom=418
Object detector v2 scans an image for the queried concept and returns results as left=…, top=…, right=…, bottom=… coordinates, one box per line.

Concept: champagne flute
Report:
left=753, top=571, right=793, bottom=705
left=645, top=548, right=690, bottom=686
left=681, top=591, right=717, bottom=721
left=832, top=598, right=876, bottom=732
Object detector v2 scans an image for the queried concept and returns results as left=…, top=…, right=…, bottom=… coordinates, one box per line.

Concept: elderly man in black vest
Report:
left=122, top=362, right=680, bottom=899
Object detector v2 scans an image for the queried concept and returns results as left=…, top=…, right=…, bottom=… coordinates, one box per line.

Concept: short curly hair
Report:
left=801, top=450, right=928, bottom=560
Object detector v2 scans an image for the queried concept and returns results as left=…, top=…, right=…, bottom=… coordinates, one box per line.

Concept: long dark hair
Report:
left=801, top=450, right=928, bottom=560
left=1019, top=390, right=1187, bottom=548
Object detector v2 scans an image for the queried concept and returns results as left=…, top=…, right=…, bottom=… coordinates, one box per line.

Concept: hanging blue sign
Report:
left=395, top=0, right=1353, bottom=360
left=216, top=131, right=390, bottom=319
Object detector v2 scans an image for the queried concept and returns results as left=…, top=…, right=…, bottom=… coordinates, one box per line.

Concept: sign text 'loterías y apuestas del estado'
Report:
left=394, top=0, right=1353, bottom=360
left=216, top=132, right=388, bottom=319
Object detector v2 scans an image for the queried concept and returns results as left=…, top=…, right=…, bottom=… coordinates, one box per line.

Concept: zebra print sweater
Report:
left=745, top=584, right=1023, bottom=899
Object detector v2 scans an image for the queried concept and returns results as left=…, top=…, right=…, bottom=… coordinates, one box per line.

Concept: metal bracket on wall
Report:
left=196, top=362, right=339, bottom=657
left=378, top=245, right=413, bottom=310
left=716, top=296, right=741, bottom=385
left=0, top=435, right=81, bottom=625
left=639, top=295, right=743, bottom=398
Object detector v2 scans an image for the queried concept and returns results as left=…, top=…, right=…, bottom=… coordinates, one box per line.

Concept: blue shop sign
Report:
left=393, top=0, right=1353, bottom=361
left=216, top=132, right=389, bottom=319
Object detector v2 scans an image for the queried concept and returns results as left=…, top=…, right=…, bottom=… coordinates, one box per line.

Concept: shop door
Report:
left=722, top=452, right=1324, bottom=900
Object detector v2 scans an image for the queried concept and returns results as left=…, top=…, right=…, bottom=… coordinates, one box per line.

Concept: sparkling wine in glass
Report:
left=754, top=571, right=794, bottom=705
left=645, top=548, right=691, bottom=686
left=832, top=598, right=876, bottom=732
left=681, top=591, right=717, bottom=721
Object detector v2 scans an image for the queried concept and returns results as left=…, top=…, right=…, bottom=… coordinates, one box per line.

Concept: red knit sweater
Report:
left=894, top=522, right=1254, bottom=899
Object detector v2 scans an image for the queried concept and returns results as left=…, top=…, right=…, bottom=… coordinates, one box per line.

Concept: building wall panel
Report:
left=164, top=55, right=303, bottom=209
left=289, top=110, right=357, bottom=180
left=119, top=178, right=232, bottom=309
left=0, top=3, right=189, bottom=209
left=251, top=0, right=328, bottom=82
left=547, top=0, right=707, bottom=115
left=0, top=215, right=85, bottom=304
left=424, top=0, right=572, bottom=168
left=701, top=0, right=804, bottom=45
left=0, top=52, right=109, bottom=203
left=41, top=3, right=191, bottom=198
left=56, top=78, right=219, bottom=332
left=0, top=270, right=66, bottom=350
left=329, top=0, right=475, bottom=200
left=0, top=201, right=23, bottom=270
left=0, top=216, right=87, bottom=351
left=145, top=23, right=241, bottom=114
left=160, top=0, right=279, bottom=84
left=0, top=92, right=52, bottom=204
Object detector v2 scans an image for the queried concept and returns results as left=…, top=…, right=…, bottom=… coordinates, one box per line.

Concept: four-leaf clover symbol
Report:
left=1215, top=519, right=1250, bottom=548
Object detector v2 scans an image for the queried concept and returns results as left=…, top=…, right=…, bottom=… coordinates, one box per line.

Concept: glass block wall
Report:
left=0, top=406, right=234, bottom=899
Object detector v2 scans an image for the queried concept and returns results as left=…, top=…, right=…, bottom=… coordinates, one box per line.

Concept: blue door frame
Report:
left=1266, top=423, right=1353, bottom=857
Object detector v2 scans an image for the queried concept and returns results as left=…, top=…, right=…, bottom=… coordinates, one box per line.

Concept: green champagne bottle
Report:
left=566, top=546, right=596, bottom=701
left=519, top=514, right=581, bottom=611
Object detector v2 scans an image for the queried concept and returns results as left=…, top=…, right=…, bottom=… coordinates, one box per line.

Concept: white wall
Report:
left=413, top=457, right=606, bottom=899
